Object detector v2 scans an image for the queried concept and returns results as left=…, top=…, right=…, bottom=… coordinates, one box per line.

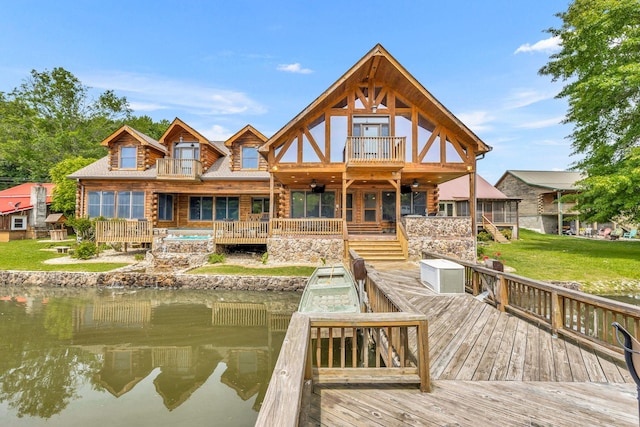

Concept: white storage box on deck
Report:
left=420, top=259, right=464, bottom=294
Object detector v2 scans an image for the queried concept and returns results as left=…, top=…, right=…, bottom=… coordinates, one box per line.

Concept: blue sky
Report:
left=1, top=0, right=573, bottom=184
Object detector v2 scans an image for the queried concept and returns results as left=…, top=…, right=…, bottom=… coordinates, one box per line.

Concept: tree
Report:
left=49, top=157, right=97, bottom=216
left=0, top=68, right=130, bottom=182
left=539, top=0, right=640, bottom=223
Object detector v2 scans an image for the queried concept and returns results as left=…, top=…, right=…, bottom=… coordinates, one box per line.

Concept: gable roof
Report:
left=497, top=170, right=584, bottom=191
left=0, top=183, right=55, bottom=214
left=260, top=43, right=491, bottom=154
left=439, top=175, right=515, bottom=201
left=224, top=125, right=268, bottom=148
left=100, top=125, right=166, bottom=153
left=160, top=117, right=226, bottom=157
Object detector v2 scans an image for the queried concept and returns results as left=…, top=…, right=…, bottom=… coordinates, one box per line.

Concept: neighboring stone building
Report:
left=495, top=170, right=583, bottom=235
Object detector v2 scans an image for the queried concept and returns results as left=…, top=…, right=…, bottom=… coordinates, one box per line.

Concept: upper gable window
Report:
left=120, top=146, right=137, bottom=169
left=242, top=146, right=259, bottom=169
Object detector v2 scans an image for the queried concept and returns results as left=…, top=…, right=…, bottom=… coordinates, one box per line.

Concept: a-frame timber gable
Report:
left=101, top=125, right=166, bottom=172
left=224, top=125, right=269, bottom=172
left=260, top=43, right=491, bottom=188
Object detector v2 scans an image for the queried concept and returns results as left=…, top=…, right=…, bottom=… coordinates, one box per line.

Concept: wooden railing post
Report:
left=497, top=274, right=509, bottom=312
left=417, top=318, right=431, bottom=392
left=551, top=291, right=564, bottom=336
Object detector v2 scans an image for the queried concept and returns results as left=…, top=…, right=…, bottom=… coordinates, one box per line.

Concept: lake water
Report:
left=0, top=288, right=300, bottom=427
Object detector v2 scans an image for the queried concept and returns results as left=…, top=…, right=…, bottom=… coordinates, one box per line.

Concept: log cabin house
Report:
left=69, top=44, right=491, bottom=263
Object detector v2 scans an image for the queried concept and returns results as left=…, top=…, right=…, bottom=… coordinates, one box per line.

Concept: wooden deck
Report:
left=303, top=263, right=638, bottom=426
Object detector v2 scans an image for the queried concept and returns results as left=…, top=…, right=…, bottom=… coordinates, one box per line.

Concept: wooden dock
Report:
left=302, top=263, right=638, bottom=426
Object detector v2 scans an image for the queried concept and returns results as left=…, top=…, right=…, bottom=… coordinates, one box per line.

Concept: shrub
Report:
left=261, top=252, right=268, bottom=264
left=477, top=245, right=487, bottom=259
left=209, top=253, right=226, bottom=264
left=501, top=229, right=512, bottom=240
left=73, top=241, right=97, bottom=260
left=477, top=231, right=493, bottom=242
left=134, top=253, right=145, bottom=261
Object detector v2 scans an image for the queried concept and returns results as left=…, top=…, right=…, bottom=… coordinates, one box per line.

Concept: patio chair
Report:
left=612, top=322, right=640, bottom=423
left=598, top=227, right=611, bottom=238
left=610, top=228, right=624, bottom=240
left=624, top=229, right=638, bottom=239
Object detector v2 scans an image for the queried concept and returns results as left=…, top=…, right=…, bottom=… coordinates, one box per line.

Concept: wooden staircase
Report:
left=482, top=216, right=509, bottom=243
left=348, top=238, right=406, bottom=261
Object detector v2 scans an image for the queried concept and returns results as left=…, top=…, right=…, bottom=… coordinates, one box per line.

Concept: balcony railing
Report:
left=156, top=158, right=202, bottom=180
left=345, top=136, right=405, bottom=166
left=212, top=220, right=269, bottom=244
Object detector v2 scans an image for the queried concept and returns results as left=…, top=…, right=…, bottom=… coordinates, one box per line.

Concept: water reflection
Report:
left=0, top=289, right=299, bottom=426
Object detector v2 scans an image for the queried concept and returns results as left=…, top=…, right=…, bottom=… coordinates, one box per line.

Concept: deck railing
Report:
left=270, top=218, right=343, bottom=236
left=423, top=250, right=640, bottom=354
left=212, top=220, right=269, bottom=244
left=156, top=158, right=202, bottom=180
left=95, top=220, right=153, bottom=246
left=256, top=311, right=431, bottom=426
left=345, top=136, right=405, bottom=166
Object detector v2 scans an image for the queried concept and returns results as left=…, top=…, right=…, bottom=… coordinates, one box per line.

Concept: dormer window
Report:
left=242, top=146, right=259, bottom=169
left=174, top=141, right=199, bottom=160
left=120, top=146, right=137, bottom=169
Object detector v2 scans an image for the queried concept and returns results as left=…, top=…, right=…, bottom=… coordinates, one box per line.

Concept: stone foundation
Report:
left=403, top=216, right=475, bottom=261
left=267, top=237, right=344, bottom=264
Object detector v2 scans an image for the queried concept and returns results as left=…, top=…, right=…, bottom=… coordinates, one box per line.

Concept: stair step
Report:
left=348, top=239, right=406, bottom=261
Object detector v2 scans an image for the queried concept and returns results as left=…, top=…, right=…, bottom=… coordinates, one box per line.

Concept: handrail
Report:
left=256, top=311, right=431, bottom=426
left=156, top=158, right=202, bottom=179
left=271, top=218, right=343, bottom=236
left=212, top=220, right=269, bottom=244
left=95, top=220, right=153, bottom=245
left=397, top=222, right=409, bottom=258
left=345, top=136, right=405, bottom=165
left=422, top=249, right=640, bottom=354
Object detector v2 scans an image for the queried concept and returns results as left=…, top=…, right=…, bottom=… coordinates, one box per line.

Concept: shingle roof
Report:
left=500, top=170, right=584, bottom=191
left=68, top=157, right=158, bottom=179
left=439, top=175, right=514, bottom=201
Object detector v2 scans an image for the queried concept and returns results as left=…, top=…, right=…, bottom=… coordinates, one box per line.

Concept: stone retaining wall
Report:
left=0, top=270, right=306, bottom=291
left=267, top=237, right=344, bottom=264
left=403, top=216, right=475, bottom=261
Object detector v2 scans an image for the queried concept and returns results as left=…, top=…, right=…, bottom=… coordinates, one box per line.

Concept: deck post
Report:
left=551, top=290, right=564, bottom=336
left=417, top=318, right=431, bottom=392
left=498, top=274, right=509, bottom=312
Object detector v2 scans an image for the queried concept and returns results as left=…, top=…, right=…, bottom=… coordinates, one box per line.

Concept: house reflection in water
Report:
left=70, top=291, right=298, bottom=411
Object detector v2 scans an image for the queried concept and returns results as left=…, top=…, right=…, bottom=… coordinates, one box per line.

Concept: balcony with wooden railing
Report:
left=345, top=136, right=405, bottom=168
left=95, top=220, right=153, bottom=247
left=156, top=158, right=203, bottom=180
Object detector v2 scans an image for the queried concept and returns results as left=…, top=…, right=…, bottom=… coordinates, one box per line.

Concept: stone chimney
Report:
left=30, top=184, right=47, bottom=229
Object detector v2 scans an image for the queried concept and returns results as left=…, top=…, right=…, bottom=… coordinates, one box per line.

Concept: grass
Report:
left=190, top=264, right=316, bottom=276
left=0, top=238, right=129, bottom=272
left=481, top=229, right=640, bottom=292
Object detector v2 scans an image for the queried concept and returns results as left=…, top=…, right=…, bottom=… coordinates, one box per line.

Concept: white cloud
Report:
left=82, top=71, right=267, bottom=116
left=276, top=63, right=313, bottom=74
left=504, top=89, right=556, bottom=109
left=202, top=124, right=234, bottom=141
left=517, top=116, right=565, bottom=129
left=456, top=111, right=495, bottom=132
left=514, top=36, right=561, bottom=54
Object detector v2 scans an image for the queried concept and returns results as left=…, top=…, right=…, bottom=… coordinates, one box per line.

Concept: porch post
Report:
left=469, top=172, right=477, bottom=257
left=342, top=175, right=347, bottom=239
left=269, top=174, right=274, bottom=219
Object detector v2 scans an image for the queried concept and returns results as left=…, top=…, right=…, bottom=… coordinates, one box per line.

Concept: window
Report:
left=117, top=191, right=145, bottom=219
left=189, top=196, right=213, bottom=221
left=251, top=197, right=269, bottom=214
left=401, top=192, right=427, bottom=216
left=439, top=202, right=455, bottom=217
left=215, top=197, right=239, bottom=220
left=88, top=191, right=115, bottom=218
left=88, top=191, right=143, bottom=219
left=120, top=146, right=137, bottom=169
left=291, top=191, right=335, bottom=218
left=346, top=193, right=353, bottom=222
left=11, top=216, right=27, bottom=230
left=242, top=147, right=259, bottom=169
left=456, top=201, right=470, bottom=217
left=158, top=194, right=174, bottom=221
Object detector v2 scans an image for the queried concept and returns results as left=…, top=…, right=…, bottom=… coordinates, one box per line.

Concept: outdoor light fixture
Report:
left=412, top=179, right=419, bottom=188
left=310, top=179, right=317, bottom=188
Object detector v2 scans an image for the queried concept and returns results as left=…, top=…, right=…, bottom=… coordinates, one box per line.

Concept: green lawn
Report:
left=190, top=264, right=316, bottom=276
left=481, top=229, right=640, bottom=292
left=0, top=238, right=128, bottom=272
